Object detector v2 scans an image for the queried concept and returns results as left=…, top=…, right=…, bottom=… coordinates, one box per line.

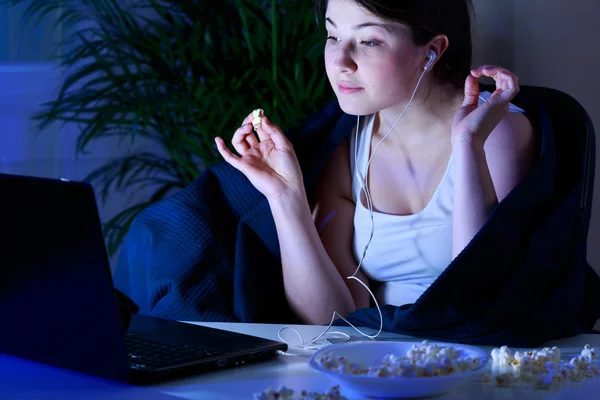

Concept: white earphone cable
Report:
left=277, top=64, right=430, bottom=353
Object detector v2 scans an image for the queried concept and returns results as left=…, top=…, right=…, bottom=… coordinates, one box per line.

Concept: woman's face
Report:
left=324, top=0, right=425, bottom=116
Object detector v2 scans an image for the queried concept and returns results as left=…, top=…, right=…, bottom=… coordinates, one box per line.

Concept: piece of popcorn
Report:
left=511, top=358, right=522, bottom=369
left=353, top=362, right=365, bottom=374
left=551, top=347, right=561, bottom=362
left=570, top=356, right=584, bottom=368
left=381, top=353, right=403, bottom=368
left=366, top=366, right=388, bottom=377
left=581, top=347, right=596, bottom=360
left=425, top=343, right=440, bottom=357
left=534, top=353, right=549, bottom=364
left=252, top=108, right=264, bottom=131
left=491, top=346, right=514, bottom=366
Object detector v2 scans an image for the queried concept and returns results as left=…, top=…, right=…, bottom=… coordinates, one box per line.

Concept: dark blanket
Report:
left=113, top=90, right=600, bottom=347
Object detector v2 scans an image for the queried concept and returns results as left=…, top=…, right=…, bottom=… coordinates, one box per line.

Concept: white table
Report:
left=1, top=322, right=599, bottom=399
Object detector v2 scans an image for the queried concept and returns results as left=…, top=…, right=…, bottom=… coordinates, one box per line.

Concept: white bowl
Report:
left=308, top=340, right=489, bottom=399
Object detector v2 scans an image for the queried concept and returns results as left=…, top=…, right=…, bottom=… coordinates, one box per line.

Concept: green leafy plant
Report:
left=1, top=0, right=334, bottom=255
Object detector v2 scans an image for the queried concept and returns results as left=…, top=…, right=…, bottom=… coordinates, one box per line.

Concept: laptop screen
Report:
left=0, top=173, right=131, bottom=383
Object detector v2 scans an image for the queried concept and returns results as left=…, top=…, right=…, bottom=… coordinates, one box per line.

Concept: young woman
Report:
left=214, top=0, right=537, bottom=325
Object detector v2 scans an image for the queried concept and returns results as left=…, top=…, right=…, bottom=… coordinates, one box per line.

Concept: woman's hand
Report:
left=451, top=65, right=520, bottom=148
left=215, top=112, right=304, bottom=201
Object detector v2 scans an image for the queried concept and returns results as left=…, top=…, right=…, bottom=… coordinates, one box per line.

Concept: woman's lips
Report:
left=337, top=82, right=364, bottom=94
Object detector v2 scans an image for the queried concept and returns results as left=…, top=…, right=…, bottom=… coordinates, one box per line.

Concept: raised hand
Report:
left=451, top=65, right=520, bottom=147
left=215, top=111, right=304, bottom=201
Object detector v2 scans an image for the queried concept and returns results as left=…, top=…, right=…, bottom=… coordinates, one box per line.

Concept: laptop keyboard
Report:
left=124, top=332, right=225, bottom=369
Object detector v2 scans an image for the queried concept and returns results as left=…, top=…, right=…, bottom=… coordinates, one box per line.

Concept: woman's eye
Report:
left=361, top=40, right=380, bottom=47
left=327, top=36, right=339, bottom=42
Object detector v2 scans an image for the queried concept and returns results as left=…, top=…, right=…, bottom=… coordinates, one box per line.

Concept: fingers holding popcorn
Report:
left=215, top=108, right=304, bottom=200
left=231, top=122, right=258, bottom=156
left=258, top=115, right=293, bottom=152
left=470, top=65, right=519, bottom=104
left=245, top=108, right=292, bottom=151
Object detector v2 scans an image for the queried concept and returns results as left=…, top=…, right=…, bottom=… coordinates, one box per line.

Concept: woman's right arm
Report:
left=269, top=138, right=370, bottom=324
left=215, top=113, right=368, bottom=324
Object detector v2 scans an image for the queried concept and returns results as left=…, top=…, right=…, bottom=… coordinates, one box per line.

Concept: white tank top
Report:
left=349, top=92, right=525, bottom=306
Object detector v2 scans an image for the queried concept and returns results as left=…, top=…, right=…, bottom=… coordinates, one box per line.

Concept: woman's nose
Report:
left=333, top=46, right=357, bottom=73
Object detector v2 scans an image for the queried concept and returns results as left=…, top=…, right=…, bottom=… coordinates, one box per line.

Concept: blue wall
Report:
left=0, top=2, right=60, bottom=62
left=0, top=3, right=141, bottom=269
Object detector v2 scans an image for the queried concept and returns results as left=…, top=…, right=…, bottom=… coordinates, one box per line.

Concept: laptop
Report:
left=0, top=172, right=287, bottom=385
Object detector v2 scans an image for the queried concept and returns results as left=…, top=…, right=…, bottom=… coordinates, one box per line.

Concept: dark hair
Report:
left=314, top=0, right=474, bottom=89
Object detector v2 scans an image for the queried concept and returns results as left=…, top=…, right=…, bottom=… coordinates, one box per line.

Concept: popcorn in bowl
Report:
left=315, top=340, right=483, bottom=378
left=308, top=340, right=486, bottom=398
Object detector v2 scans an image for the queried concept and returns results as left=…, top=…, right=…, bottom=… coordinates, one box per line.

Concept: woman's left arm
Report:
left=451, top=65, right=537, bottom=258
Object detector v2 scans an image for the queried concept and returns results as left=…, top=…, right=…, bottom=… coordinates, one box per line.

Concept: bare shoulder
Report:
left=484, top=111, right=538, bottom=200
left=487, top=111, right=535, bottom=148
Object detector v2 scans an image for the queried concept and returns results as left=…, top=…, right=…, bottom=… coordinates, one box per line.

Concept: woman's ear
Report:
left=426, top=34, right=450, bottom=65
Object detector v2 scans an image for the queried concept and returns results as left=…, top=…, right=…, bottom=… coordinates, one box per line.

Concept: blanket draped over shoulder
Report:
left=114, top=92, right=600, bottom=347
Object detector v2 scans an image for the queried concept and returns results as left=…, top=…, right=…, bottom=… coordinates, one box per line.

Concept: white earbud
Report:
left=424, top=49, right=437, bottom=70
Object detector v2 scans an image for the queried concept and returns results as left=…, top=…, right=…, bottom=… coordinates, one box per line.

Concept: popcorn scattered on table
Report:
left=581, top=344, right=596, bottom=360
left=486, top=344, right=598, bottom=389
left=315, top=341, right=482, bottom=378
left=253, top=385, right=346, bottom=400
